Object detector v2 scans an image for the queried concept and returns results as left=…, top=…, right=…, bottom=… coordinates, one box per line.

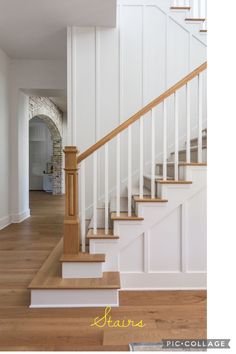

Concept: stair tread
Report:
left=87, top=229, right=119, bottom=239
left=133, top=196, right=168, bottom=203
left=144, top=174, right=173, bottom=181
left=60, top=252, right=105, bottom=262
left=29, top=239, right=120, bottom=290
left=185, top=17, right=205, bottom=21
left=156, top=162, right=207, bottom=166
left=111, top=212, right=144, bottom=221
left=170, top=6, right=191, bottom=10
left=157, top=180, right=193, bottom=184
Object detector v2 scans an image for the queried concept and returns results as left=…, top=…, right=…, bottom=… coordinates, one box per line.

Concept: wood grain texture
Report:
left=185, top=18, right=205, bottom=21
left=157, top=180, right=193, bottom=184
left=133, top=196, right=168, bottom=203
left=60, top=252, right=105, bottom=262
left=0, top=192, right=206, bottom=350
left=77, top=62, right=207, bottom=163
left=87, top=229, right=119, bottom=239
left=170, top=6, right=191, bottom=10
left=110, top=212, right=144, bottom=221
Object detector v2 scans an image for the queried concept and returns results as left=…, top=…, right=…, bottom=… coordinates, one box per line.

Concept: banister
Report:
left=77, top=61, right=207, bottom=164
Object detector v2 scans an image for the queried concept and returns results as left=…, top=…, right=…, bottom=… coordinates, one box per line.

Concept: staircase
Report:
left=29, top=62, right=207, bottom=308
left=170, top=0, right=207, bottom=33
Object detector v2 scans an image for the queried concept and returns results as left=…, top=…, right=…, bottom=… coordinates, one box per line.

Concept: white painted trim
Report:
left=0, top=215, right=11, bottom=230
left=121, top=272, right=206, bottom=289
left=62, top=262, right=103, bottom=279
left=30, top=289, right=119, bottom=308
left=11, top=209, right=30, bottom=223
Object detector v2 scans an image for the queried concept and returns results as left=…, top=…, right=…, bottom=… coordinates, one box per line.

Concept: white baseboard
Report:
left=0, top=215, right=11, bottom=230
left=121, top=272, right=207, bottom=290
left=11, top=209, right=31, bottom=223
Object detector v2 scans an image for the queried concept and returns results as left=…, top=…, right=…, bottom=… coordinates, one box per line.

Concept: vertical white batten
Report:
left=174, top=91, right=179, bottom=181
left=67, top=26, right=76, bottom=145
left=93, top=151, right=97, bottom=234
left=186, top=83, right=191, bottom=163
left=116, top=134, right=120, bottom=216
left=151, top=109, right=155, bottom=198
left=80, top=160, right=86, bottom=252
left=139, top=117, right=144, bottom=199
left=198, top=74, right=203, bottom=162
left=104, top=143, right=109, bottom=234
left=163, top=100, right=167, bottom=180
left=128, top=126, right=132, bottom=216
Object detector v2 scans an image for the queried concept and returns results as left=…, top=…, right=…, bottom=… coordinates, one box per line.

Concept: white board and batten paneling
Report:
left=68, top=0, right=207, bottom=217
left=90, top=166, right=207, bottom=290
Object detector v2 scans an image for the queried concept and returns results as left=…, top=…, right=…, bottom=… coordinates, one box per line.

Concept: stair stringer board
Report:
left=90, top=166, right=207, bottom=289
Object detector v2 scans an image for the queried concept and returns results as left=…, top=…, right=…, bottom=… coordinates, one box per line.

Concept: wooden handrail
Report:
left=77, top=61, right=207, bottom=164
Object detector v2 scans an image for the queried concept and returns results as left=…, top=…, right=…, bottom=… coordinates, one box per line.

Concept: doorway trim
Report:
left=29, top=97, right=63, bottom=195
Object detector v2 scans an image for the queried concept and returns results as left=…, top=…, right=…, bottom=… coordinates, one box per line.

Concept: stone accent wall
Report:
left=29, top=97, right=63, bottom=195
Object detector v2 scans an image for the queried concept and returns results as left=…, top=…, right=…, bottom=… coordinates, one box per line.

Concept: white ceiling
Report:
left=0, top=0, right=116, bottom=59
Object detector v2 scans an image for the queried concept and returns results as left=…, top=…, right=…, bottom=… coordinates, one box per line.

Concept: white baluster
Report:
left=151, top=109, right=155, bottom=198
left=198, top=74, right=203, bottom=163
left=198, top=0, right=201, bottom=17
left=174, top=91, right=179, bottom=181
left=163, top=100, right=167, bottom=180
left=186, top=82, right=191, bottom=163
left=93, top=151, right=97, bottom=234
left=128, top=126, right=132, bottom=216
left=139, top=117, right=144, bottom=199
left=116, top=134, right=120, bottom=216
left=105, top=143, right=109, bottom=234
left=80, top=160, right=86, bottom=252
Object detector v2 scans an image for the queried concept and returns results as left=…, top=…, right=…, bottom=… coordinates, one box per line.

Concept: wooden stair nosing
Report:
left=170, top=6, right=191, bottom=10
left=87, top=229, right=119, bottom=240
left=60, top=253, right=105, bottom=262
left=156, top=180, right=193, bottom=185
left=133, top=196, right=168, bottom=203
left=185, top=17, right=206, bottom=21
left=111, top=212, right=144, bottom=221
left=156, top=162, right=207, bottom=167
left=28, top=239, right=120, bottom=290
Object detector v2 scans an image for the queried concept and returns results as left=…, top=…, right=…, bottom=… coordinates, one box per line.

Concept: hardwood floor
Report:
left=0, top=191, right=206, bottom=351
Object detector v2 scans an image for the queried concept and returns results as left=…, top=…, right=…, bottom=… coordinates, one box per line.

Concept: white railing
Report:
left=75, top=63, right=207, bottom=252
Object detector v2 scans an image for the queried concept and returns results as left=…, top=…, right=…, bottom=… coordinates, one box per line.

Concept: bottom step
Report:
left=30, top=289, right=119, bottom=308
left=28, top=239, right=120, bottom=308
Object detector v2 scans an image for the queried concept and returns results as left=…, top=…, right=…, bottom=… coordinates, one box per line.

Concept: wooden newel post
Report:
left=63, top=146, right=80, bottom=255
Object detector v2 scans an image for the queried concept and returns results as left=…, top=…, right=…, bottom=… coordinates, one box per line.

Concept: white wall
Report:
left=68, top=0, right=207, bottom=215
left=0, top=48, right=10, bottom=229
left=10, top=59, right=66, bottom=222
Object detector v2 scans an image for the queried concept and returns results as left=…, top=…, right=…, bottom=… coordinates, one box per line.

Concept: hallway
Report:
left=0, top=192, right=206, bottom=351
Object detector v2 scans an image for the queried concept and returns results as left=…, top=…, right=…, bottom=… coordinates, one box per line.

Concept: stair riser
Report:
left=30, top=289, right=119, bottom=307
left=62, top=262, right=103, bottom=279
left=190, top=136, right=207, bottom=147
left=169, top=148, right=207, bottom=163
left=156, top=164, right=174, bottom=178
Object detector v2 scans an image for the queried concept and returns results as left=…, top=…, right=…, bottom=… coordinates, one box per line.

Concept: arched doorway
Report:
left=29, top=97, right=63, bottom=195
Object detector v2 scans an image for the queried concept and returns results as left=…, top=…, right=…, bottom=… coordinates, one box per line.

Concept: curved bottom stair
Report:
left=28, top=239, right=120, bottom=308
